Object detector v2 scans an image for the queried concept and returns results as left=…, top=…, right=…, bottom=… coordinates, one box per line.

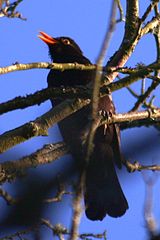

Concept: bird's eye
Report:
left=62, top=39, right=70, bottom=45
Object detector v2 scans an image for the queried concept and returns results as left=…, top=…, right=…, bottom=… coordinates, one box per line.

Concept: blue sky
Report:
left=0, top=0, right=160, bottom=239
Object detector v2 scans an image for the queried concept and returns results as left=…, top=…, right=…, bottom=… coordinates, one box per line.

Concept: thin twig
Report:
left=143, top=173, right=158, bottom=237
left=85, top=0, right=117, bottom=169
left=141, top=0, right=159, bottom=23
left=0, top=187, right=17, bottom=205
left=0, top=0, right=26, bottom=20
left=41, top=219, right=106, bottom=239
left=124, top=160, right=160, bottom=172
left=44, top=181, right=72, bottom=203
left=140, top=16, right=160, bottom=37
left=0, top=61, right=160, bottom=76
left=41, top=219, right=68, bottom=240
left=127, top=86, right=139, bottom=98
left=130, top=80, right=159, bottom=112
left=0, top=62, right=95, bottom=75
left=0, top=226, right=37, bottom=240
left=141, top=78, right=146, bottom=94
left=69, top=169, right=85, bottom=240
left=116, top=0, right=125, bottom=22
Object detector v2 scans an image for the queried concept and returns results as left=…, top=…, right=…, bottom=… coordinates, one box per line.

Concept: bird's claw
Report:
left=98, top=110, right=111, bottom=135
left=99, top=110, right=108, bottom=117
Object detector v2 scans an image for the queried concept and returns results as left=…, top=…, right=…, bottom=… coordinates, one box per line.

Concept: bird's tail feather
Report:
left=85, top=143, right=128, bottom=221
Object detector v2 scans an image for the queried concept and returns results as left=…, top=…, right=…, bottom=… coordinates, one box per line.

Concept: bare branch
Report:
left=141, top=0, right=159, bottom=23
left=0, top=98, right=89, bottom=153
left=0, top=226, right=37, bottom=240
left=130, top=80, right=159, bottom=112
left=116, top=0, right=125, bottom=22
left=0, top=60, right=159, bottom=76
left=0, top=142, right=68, bottom=183
left=41, top=219, right=68, bottom=240
left=42, top=218, right=106, bottom=239
left=0, top=62, right=95, bottom=75
left=0, top=0, right=26, bottom=20
left=143, top=172, right=158, bottom=239
left=0, top=86, right=91, bottom=115
left=107, top=61, right=160, bottom=91
left=0, top=187, right=17, bottom=205
left=101, top=108, right=160, bottom=126
left=0, top=218, right=106, bottom=240
left=44, top=181, right=72, bottom=203
left=69, top=170, right=85, bottom=240
left=124, top=160, right=160, bottom=172
left=0, top=104, right=160, bottom=184
left=0, top=96, right=160, bottom=155
left=106, top=0, right=140, bottom=79
left=141, top=16, right=160, bottom=37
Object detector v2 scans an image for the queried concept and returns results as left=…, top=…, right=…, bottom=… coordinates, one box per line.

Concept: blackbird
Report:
left=38, top=31, right=128, bottom=220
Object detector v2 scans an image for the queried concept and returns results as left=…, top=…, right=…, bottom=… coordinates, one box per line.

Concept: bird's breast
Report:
left=47, top=69, right=93, bottom=88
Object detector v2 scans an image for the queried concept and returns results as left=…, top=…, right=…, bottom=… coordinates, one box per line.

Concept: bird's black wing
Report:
left=85, top=95, right=128, bottom=220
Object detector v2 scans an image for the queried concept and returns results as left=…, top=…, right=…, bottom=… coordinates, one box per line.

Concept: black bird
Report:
left=38, top=31, right=128, bottom=220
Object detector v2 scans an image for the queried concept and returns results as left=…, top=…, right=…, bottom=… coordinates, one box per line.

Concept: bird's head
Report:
left=38, top=31, right=83, bottom=63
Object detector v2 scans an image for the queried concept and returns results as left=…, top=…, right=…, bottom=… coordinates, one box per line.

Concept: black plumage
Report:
left=38, top=31, right=128, bottom=220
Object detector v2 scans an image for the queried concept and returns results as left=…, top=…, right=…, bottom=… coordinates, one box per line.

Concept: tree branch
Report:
left=0, top=98, right=89, bottom=153
left=0, top=142, right=68, bottom=183
left=0, top=96, right=160, bottom=154
left=0, top=62, right=95, bottom=75
left=0, top=0, right=26, bottom=20
left=1, top=61, right=159, bottom=116
left=0, top=107, right=160, bottom=183
left=141, top=0, right=159, bottom=23
left=124, top=160, right=160, bottom=172
left=0, top=187, right=17, bottom=205
left=0, top=86, right=91, bottom=115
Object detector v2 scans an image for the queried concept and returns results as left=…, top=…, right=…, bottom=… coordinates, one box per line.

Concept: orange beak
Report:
left=38, top=31, right=58, bottom=45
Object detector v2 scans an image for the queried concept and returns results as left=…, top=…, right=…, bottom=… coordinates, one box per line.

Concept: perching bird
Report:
left=38, top=31, right=128, bottom=220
